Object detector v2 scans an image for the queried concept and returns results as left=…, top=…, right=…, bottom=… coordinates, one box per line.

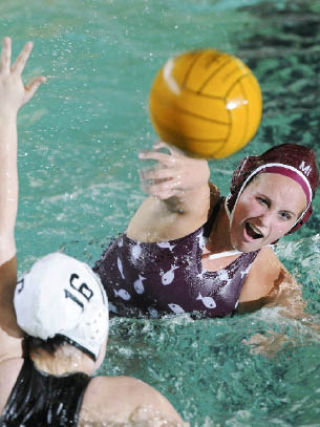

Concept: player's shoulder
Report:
left=252, top=245, right=293, bottom=289
left=89, top=374, right=145, bottom=390
left=0, top=357, right=23, bottom=414
left=239, top=246, right=284, bottom=304
left=255, top=245, right=283, bottom=271
left=81, top=375, right=184, bottom=426
left=87, top=374, right=163, bottom=402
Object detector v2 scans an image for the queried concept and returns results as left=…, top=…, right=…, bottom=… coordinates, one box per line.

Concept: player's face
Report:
left=230, top=173, right=307, bottom=252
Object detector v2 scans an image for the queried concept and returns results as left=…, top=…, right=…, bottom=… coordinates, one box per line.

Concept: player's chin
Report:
left=233, top=235, right=266, bottom=253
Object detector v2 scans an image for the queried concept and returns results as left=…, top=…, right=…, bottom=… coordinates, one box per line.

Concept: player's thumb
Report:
left=23, top=75, right=46, bottom=105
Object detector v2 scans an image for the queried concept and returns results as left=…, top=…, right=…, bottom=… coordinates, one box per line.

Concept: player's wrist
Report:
left=0, top=109, right=18, bottom=122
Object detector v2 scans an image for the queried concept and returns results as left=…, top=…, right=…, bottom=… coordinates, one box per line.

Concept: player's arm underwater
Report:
left=239, top=246, right=320, bottom=357
left=237, top=245, right=306, bottom=316
left=127, top=141, right=213, bottom=242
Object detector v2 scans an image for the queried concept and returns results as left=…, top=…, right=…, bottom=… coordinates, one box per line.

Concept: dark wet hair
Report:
left=23, top=334, right=96, bottom=361
left=23, top=335, right=69, bottom=357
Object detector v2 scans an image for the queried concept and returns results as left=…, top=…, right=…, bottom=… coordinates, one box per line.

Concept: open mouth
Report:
left=245, top=222, right=264, bottom=239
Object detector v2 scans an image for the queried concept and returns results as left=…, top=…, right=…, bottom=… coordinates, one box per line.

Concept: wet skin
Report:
left=230, top=173, right=307, bottom=253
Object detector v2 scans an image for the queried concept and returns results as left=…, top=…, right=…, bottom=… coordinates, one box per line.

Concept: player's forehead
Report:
left=244, top=173, right=307, bottom=210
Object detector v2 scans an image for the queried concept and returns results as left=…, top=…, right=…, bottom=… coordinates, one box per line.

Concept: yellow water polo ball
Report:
left=149, top=49, right=263, bottom=158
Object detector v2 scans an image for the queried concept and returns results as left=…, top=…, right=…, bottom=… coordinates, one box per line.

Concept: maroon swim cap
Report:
left=226, top=143, right=319, bottom=234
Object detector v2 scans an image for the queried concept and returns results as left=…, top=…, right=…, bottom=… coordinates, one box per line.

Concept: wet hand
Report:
left=0, top=37, right=46, bottom=115
left=139, top=141, right=210, bottom=200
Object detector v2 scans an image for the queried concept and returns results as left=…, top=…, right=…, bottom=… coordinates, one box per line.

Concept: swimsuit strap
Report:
left=205, top=249, right=242, bottom=260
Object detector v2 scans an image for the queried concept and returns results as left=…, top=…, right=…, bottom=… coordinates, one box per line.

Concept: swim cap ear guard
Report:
left=226, top=143, right=319, bottom=235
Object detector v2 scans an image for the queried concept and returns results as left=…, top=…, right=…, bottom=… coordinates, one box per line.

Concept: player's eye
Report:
left=279, top=211, right=292, bottom=221
left=256, top=196, right=269, bottom=207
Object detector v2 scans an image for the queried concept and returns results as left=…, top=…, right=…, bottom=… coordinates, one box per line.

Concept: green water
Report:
left=2, top=0, right=320, bottom=425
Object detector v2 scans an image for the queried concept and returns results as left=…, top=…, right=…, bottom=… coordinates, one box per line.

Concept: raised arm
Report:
left=0, top=37, right=45, bottom=337
left=127, top=142, right=213, bottom=242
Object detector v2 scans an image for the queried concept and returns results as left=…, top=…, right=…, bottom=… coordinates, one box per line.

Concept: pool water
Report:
left=2, top=0, right=320, bottom=425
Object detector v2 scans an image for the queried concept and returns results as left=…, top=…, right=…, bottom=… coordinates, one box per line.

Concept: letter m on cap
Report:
left=299, top=161, right=312, bottom=176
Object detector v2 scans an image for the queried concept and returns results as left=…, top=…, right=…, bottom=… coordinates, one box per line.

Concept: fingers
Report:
left=143, top=182, right=178, bottom=200
left=0, top=37, right=11, bottom=74
left=0, top=37, right=36, bottom=78
left=23, top=75, right=46, bottom=104
left=139, top=143, right=185, bottom=200
left=0, top=37, right=45, bottom=112
left=11, top=41, right=33, bottom=75
left=139, top=141, right=187, bottom=168
left=139, top=149, right=177, bottom=167
left=141, top=172, right=182, bottom=199
left=154, top=189, right=178, bottom=200
left=148, top=181, right=181, bottom=200
left=140, top=166, right=175, bottom=182
left=152, top=141, right=177, bottom=154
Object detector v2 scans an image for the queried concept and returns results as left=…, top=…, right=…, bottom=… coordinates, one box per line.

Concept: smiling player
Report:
left=95, top=142, right=318, bottom=318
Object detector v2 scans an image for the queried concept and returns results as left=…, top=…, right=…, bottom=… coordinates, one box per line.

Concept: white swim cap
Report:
left=14, top=252, right=109, bottom=360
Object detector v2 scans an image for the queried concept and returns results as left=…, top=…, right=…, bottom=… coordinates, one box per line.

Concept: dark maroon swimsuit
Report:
left=94, top=198, right=260, bottom=318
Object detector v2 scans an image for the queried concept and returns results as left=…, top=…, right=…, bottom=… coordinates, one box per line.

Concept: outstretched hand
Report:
left=139, top=142, right=210, bottom=200
left=0, top=36, right=46, bottom=115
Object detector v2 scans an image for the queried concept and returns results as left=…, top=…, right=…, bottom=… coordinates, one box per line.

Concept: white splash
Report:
left=217, top=269, right=229, bottom=282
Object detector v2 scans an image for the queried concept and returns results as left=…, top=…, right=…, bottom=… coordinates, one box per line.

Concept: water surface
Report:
left=1, top=1, right=320, bottom=425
